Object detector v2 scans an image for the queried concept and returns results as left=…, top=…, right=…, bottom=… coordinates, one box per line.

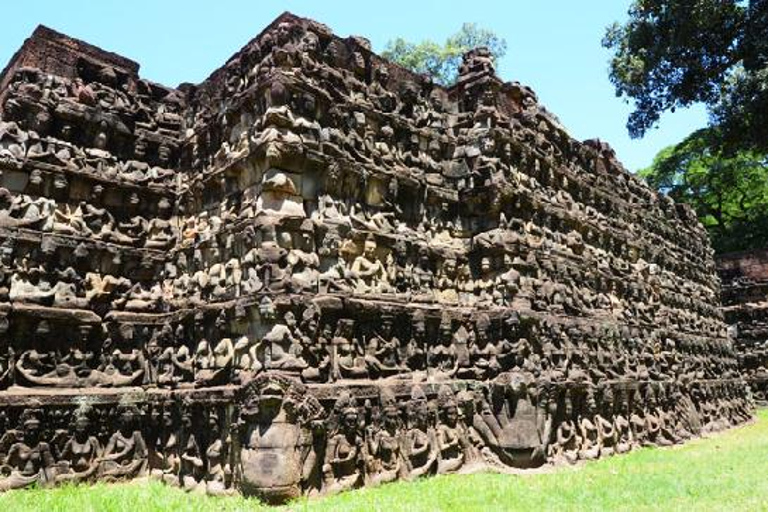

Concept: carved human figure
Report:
left=403, top=386, right=437, bottom=479
left=323, top=392, right=364, bottom=493
left=613, top=390, right=634, bottom=455
left=149, top=402, right=180, bottom=486
left=55, top=404, right=101, bottom=483
left=0, top=408, right=55, bottom=490
left=332, top=319, right=368, bottom=381
left=98, top=403, right=148, bottom=480
left=205, top=409, right=232, bottom=495
left=349, top=236, right=391, bottom=294
left=578, top=389, right=601, bottom=460
left=179, top=402, right=205, bottom=492
left=364, top=316, right=402, bottom=379
left=428, top=318, right=458, bottom=381
left=549, top=391, right=580, bottom=464
left=596, top=387, right=618, bottom=457
left=298, top=306, right=329, bottom=382
left=404, top=312, right=427, bottom=373
left=435, top=386, right=466, bottom=474
left=234, top=335, right=262, bottom=383
left=366, top=389, right=404, bottom=485
left=263, top=313, right=307, bottom=373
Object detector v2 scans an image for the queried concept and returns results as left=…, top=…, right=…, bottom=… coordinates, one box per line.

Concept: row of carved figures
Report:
left=0, top=377, right=751, bottom=498
left=1, top=307, right=739, bottom=389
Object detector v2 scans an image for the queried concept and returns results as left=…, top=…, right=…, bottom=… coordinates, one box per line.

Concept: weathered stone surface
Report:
left=0, top=12, right=752, bottom=502
left=718, top=249, right=768, bottom=404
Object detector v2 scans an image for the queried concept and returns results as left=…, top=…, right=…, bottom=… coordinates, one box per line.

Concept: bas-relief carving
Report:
left=0, top=12, right=752, bottom=503
left=717, top=250, right=768, bottom=405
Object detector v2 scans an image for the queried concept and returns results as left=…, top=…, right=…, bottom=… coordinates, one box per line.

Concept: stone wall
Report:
left=718, top=249, right=768, bottom=404
left=0, top=12, right=751, bottom=503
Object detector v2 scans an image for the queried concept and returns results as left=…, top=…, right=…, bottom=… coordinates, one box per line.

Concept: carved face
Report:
left=480, top=136, right=495, bottom=154
left=342, top=407, right=358, bottom=432
left=119, top=408, right=137, bottom=429
left=74, top=415, right=90, bottom=436
left=428, top=141, right=441, bottom=160
left=259, top=299, right=276, bottom=321
left=375, top=65, right=389, bottom=85
left=481, top=257, right=492, bottom=274
left=324, top=40, right=342, bottom=65
left=91, top=185, right=104, bottom=201
left=380, top=319, right=392, bottom=338
left=23, top=417, right=41, bottom=443
left=442, top=403, right=458, bottom=426
left=134, top=139, right=147, bottom=158
left=300, top=31, right=319, bottom=55
left=481, top=89, right=495, bottom=107
left=476, top=327, right=488, bottom=346
left=502, top=143, right=512, bottom=160
left=60, top=124, right=73, bottom=140
left=208, top=413, right=220, bottom=435
left=429, top=90, right=443, bottom=111
left=363, top=239, right=377, bottom=258
left=257, top=382, right=286, bottom=414
left=29, top=169, right=43, bottom=186
left=440, top=324, right=452, bottom=344
left=277, top=23, right=292, bottom=45
left=383, top=406, right=399, bottom=430
left=161, top=407, right=174, bottom=427
left=94, top=130, right=108, bottom=150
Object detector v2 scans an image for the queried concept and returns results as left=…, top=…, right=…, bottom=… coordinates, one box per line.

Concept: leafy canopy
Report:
left=639, top=128, right=768, bottom=253
left=382, top=23, right=507, bottom=85
left=603, top=0, right=768, bottom=153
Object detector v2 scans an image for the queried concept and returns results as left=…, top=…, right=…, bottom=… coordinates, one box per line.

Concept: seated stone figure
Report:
left=364, top=316, right=403, bottom=379
left=428, top=320, right=459, bottom=381
left=194, top=337, right=234, bottom=387
left=145, top=218, right=177, bottom=249
left=149, top=404, right=180, bottom=486
left=0, top=121, right=27, bottom=164
left=578, top=390, right=602, bottom=460
left=123, top=283, right=164, bottom=312
left=98, top=403, right=148, bottom=480
left=0, top=408, right=55, bottom=491
left=349, top=236, right=392, bottom=294
left=549, top=393, right=580, bottom=465
left=55, top=405, right=101, bottom=483
left=9, top=270, right=56, bottom=305
left=262, top=313, right=308, bottom=373
left=331, top=320, right=368, bottom=381
left=233, top=335, right=262, bottom=383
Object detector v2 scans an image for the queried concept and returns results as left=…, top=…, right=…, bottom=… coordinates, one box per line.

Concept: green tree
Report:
left=382, top=23, right=507, bottom=85
left=639, top=128, right=768, bottom=253
left=603, top=0, right=768, bottom=153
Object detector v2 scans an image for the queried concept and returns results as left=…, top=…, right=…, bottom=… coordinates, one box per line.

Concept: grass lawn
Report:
left=3, top=409, right=767, bottom=512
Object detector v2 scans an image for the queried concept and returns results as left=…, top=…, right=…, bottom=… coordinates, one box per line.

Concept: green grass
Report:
left=4, top=410, right=768, bottom=512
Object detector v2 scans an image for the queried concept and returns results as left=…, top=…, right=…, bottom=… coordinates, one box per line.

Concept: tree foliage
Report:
left=639, top=128, right=768, bottom=253
left=603, top=0, right=768, bottom=153
left=382, top=23, right=507, bottom=85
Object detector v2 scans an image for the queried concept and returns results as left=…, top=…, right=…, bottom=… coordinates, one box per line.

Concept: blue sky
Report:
left=0, top=0, right=708, bottom=172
